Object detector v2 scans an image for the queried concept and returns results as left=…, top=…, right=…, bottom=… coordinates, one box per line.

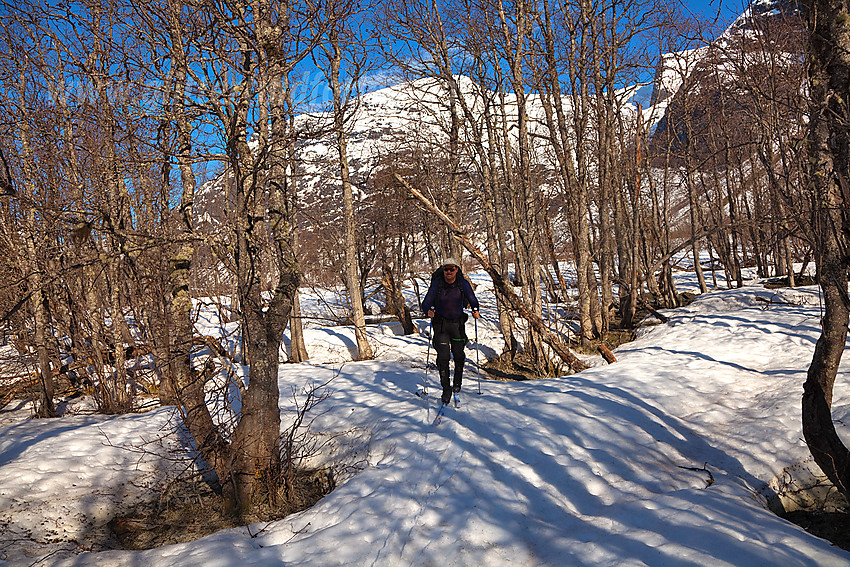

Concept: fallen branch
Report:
left=597, top=343, right=617, bottom=364
left=640, top=298, right=670, bottom=323
left=678, top=463, right=715, bottom=487
left=755, top=295, right=807, bottom=309
left=613, top=276, right=670, bottom=324
left=395, top=173, right=589, bottom=373
left=0, top=375, right=39, bottom=409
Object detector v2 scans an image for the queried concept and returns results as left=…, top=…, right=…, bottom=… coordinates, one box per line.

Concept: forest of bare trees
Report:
left=0, top=0, right=839, bottom=518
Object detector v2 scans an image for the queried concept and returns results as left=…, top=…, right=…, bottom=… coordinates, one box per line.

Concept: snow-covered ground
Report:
left=1, top=272, right=849, bottom=566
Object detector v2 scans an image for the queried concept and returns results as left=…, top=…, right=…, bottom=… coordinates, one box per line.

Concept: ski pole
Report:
left=475, top=316, right=482, bottom=395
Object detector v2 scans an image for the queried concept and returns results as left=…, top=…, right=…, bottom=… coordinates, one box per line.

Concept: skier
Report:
left=422, top=258, right=480, bottom=405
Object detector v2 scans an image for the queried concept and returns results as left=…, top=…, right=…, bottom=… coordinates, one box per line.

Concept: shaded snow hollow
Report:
left=1, top=278, right=849, bottom=566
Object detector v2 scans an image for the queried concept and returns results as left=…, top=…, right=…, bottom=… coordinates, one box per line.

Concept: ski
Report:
left=432, top=404, right=447, bottom=426
left=453, top=392, right=461, bottom=408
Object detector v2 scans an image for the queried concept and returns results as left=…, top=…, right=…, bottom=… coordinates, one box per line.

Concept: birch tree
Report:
left=801, top=0, right=850, bottom=503
left=315, top=0, right=374, bottom=360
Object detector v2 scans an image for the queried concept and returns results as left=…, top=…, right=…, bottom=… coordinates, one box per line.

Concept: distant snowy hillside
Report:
left=192, top=70, right=666, bottom=232
left=650, top=0, right=804, bottom=156
left=191, top=1, right=801, bottom=277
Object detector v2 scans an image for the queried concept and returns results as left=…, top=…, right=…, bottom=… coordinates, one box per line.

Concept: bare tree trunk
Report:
left=289, top=290, right=309, bottom=362
left=536, top=0, right=600, bottom=346
left=382, top=258, right=414, bottom=334
left=91, top=4, right=131, bottom=412
left=205, top=4, right=304, bottom=512
left=161, top=1, right=197, bottom=406
left=325, top=26, right=372, bottom=360
left=683, top=119, right=708, bottom=293
left=286, top=74, right=309, bottom=364
left=482, top=76, right=518, bottom=358
left=26, top=250, right=55, bottom=418
left=801, top=0, right=850, bottom=503
left=613, top=166, right=637, bottom=328
left=17, top=73, right=54, bottom=417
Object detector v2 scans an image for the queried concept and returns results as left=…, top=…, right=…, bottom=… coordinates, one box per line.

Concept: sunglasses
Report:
left=444, top=266, right=458, bottom=272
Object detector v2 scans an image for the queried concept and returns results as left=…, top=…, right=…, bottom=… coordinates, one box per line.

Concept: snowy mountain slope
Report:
left=650, top=0, right=804, bottom=158
left=2, top=277, right=850, bottom=566
left=650, top=48, right=709, bottom=106
left=192, top=76, right=488, bottom=232
left=193, top=2, right=802, bottom=250
left=193, top=69, right=654, bottom=236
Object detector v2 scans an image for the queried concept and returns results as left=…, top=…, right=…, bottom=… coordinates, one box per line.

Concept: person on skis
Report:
left=422, top=257, right=480, bottom=405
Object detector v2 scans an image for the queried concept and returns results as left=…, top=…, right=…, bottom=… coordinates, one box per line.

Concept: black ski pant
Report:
left=432, top=315, right=467, bottom=396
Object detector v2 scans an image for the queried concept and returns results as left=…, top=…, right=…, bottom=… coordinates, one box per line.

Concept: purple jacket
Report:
left=423, top=274, right=479, bottom=321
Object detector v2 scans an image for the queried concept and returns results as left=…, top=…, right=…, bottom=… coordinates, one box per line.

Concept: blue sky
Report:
left=291, top=0, right=754, bottom=112
left=685, top=0, right=748, bottom=22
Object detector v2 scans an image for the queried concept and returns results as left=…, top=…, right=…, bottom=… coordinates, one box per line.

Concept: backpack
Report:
left=430, top=267, right=471, bottom=308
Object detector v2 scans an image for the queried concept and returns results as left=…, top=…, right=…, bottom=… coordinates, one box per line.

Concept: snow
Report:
left=651, top=48, right=709, bottom=105
left=2, top=274, right=850, bottom=566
